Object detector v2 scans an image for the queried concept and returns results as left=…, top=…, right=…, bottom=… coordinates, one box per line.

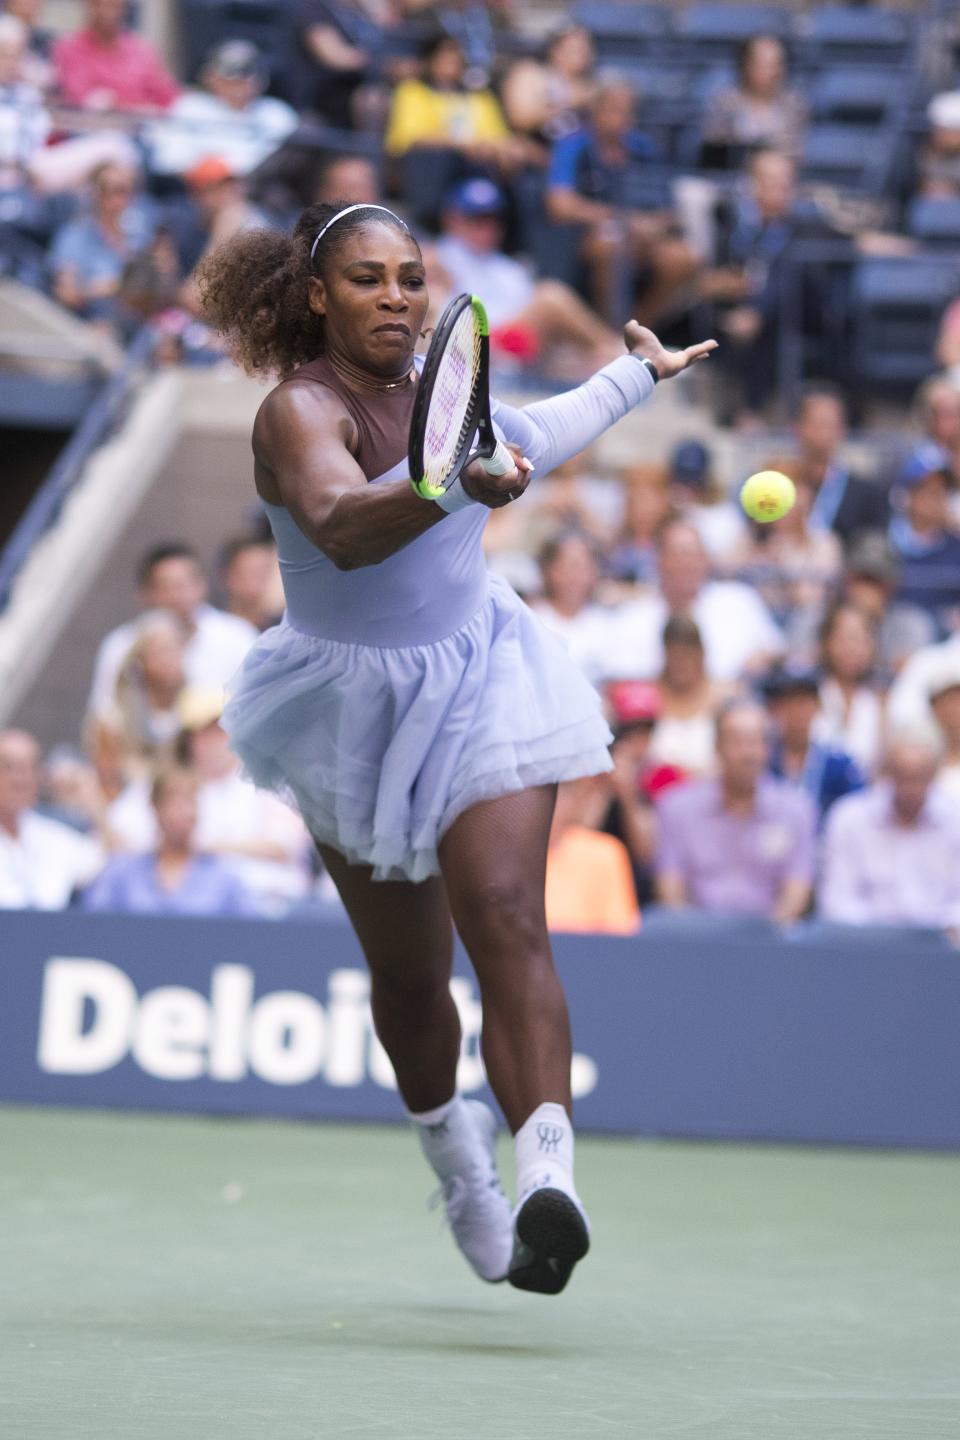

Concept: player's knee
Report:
left=456, top=875, right=547, bottom=958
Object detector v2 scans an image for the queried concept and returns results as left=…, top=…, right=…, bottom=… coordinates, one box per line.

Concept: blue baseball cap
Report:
left=898, top=443, right=952, bottom=490
left=670, top=439, right=710, bottom=487
left=443, top=177, right=507, bottom=217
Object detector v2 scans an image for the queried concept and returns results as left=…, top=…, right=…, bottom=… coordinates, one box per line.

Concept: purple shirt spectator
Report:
left=656, top=775, right=816, bottom=917
left=82, top=851, right=257, bottom=917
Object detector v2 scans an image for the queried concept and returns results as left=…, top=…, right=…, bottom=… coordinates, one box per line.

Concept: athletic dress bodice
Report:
left=264, top=356, right=489, bottom=646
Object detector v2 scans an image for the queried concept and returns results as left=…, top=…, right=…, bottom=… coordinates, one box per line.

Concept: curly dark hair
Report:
left=196, top=202, right=417, bottom=379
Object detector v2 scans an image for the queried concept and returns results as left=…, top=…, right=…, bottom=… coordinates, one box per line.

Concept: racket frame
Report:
left=409, top=293, right=509, bottom=500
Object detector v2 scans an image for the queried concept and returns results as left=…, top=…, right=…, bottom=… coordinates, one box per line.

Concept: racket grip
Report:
left=479, top=440, right=515, bottom=477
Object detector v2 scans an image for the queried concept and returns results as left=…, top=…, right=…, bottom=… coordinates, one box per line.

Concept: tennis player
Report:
left=199, top=201, right=714, bottom=1295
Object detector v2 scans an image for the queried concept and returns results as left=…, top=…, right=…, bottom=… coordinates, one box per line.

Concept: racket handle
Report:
left=479, top=440, right=515, bottom=477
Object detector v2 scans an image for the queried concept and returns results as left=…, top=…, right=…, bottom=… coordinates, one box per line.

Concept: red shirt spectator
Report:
left=54, top=0, right=177, bottom=112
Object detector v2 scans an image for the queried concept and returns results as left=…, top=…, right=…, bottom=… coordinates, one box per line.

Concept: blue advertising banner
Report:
left=1, top=910, right=958, bottom=1147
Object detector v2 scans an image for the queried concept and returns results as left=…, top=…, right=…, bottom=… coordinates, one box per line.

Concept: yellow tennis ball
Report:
left=740, top=470, right=796, bottom=523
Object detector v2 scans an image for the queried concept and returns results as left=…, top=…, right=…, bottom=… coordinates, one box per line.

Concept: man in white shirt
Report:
left=0, top=730, right=103, bottom=909
left=617, top=517, right=785, bottom=681
left=145, top=39, right=298, bottom=179
left=87, top=543, right=258, bottom=721
left=429, top=177, right=619, bottom=373
left=820, top=728, right=960, bottom=930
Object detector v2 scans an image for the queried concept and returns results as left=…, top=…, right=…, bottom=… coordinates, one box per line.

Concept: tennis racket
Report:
left=409, top=293, right=515, bottom=500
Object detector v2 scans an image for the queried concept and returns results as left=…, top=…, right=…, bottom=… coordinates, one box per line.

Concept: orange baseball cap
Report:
left=186, top=155, right=234, bottom=190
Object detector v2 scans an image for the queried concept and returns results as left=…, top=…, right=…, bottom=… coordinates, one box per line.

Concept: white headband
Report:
left=310, top=204, right=406, bottom=261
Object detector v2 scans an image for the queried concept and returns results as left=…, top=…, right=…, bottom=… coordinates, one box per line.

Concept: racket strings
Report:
left=421, top=307, right=483, bottom=489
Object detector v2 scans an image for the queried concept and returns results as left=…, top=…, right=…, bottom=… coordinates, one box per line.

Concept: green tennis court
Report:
left=2, top=1107, right=958, bottom=1439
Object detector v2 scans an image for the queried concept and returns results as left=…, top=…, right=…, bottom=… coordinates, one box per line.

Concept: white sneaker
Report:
left=429, top=1100, right=514, bottom=1283
left=508, top=1183, right=591, bottom=1295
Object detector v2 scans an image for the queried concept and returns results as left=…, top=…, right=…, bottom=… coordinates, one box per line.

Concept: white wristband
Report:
left=433, top=476, right=479, bottom=514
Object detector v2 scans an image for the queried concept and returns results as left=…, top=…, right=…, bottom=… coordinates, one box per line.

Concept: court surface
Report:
left=1, top=1107, right=958, bottom=1440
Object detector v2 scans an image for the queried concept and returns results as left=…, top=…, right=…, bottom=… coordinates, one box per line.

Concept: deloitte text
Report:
left=37, top=958, right=599, bottom=1097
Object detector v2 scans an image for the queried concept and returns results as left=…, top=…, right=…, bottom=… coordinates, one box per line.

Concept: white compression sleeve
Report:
left=491, top=354, right=657, bottom=476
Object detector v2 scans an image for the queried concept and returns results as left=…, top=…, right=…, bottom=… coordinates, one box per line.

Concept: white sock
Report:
left=514, top=1102, right=576, bottom=1202
left=408, top=1094, right=476, bottom=1181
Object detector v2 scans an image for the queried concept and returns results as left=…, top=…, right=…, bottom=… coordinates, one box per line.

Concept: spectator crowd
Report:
left=2, top=1, right=960, bottom=940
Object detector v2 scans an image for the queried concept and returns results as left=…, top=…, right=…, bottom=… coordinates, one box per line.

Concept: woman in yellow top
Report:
left=385, top=33, right=526, bottom=173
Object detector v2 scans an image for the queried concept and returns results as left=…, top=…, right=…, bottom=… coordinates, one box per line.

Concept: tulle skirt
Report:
left=222, top=575, right=613, bottom=882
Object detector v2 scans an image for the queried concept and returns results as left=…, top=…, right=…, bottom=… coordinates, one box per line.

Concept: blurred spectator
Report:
left=385, top=34, right=524, bottom=176
left=607, top=462, right=672, bottom=585
left=0, top=16, right=137, bottom=194
left=219, top=535, right=283, bottom=632
left=38, top=746, right=106, bottom=834
left=820, top=728, right=960, bottom=931
left=762, top=664, right=864, bottom=821
left=87, top=610, right=186, bottom=787
left=83, top=765, right=256, bottom=917
left=929, top=655, right=960, bottom=804
left=546, top=76, right=697, bottom=326
left=313, top=150, right=380, bottom=206
left=146, top=40, right=298, bottom=180
left=87, top=543, right=257, bottom=720
left=647, top=614, right=730, bottom=777
left=175, top=157, right=275, bottom=322
left=888, top=620, right=960, bottom=733
left=701, top=35, right=808, bottom=165
left=702, top=152, right=833, bottom=422
left=914, top=375, right=960, bottom=495
left=655, top=698, right=816, bottom=921
left=917, top=90, right=960, bottom=199
left=841, top=534, right=936, bottom=677
left=53, top=0, right=177, bottom=114
left=666, top=440, right=745, bottom=563
left=501, top=24, right=596, bottom=149
left=601, top=679, right=686, bottom=904
left=728, top=471, right=842, bottom=661
left=618, top=518, right=785, bottom=681
left=297, top=0, right=400, bottom=130
left=4, top=0, right=54, bottom=92
left=545, top=777, right=640, bottom=935
left=531, top=529, right=622, bottom=686
left=429, top=177, right=619, bottom=376
left=888, top=444, right=960, bottom=632
left=107, top=688, right=311, bottom=913
left=0, top=729, right=103, bottom=908
left=49, top=160, right=154, bottom=328
left=522, top=452, right=621, bottom=556
left=792, top=386, right=889, bottom=548
left=813, top=601, right=885, bottom=776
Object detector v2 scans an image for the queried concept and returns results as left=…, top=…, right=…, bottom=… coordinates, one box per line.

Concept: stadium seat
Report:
left=797, top=6, right=915, bottom=67
left=800, top=123, right=890, bottom=193
left=808, top=68, right=908, bottom=125
left=849, top=257, right=960, bottom=389
left=570, top=3, right=671, bottom=57
left=905, top=197, right=960, bottom=251
left=676, top=5, right=789, bottom=62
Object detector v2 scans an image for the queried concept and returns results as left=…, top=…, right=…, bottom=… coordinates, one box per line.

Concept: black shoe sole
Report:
left=507, top=1188, right=590, bottom=1296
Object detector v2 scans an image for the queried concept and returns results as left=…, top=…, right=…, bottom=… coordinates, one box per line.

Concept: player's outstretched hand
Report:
left=623, top=321, right=718, bottom=380
left=462, top=442, right=533, bottom=509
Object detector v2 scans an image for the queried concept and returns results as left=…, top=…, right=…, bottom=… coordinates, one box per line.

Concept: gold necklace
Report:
left=328, top=353, right=414, bottom=394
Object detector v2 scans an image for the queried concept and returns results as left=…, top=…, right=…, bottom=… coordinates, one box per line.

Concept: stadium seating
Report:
left=906, top=197, right=960, bottom=251
left=849, top=257, right=960, bottom=389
